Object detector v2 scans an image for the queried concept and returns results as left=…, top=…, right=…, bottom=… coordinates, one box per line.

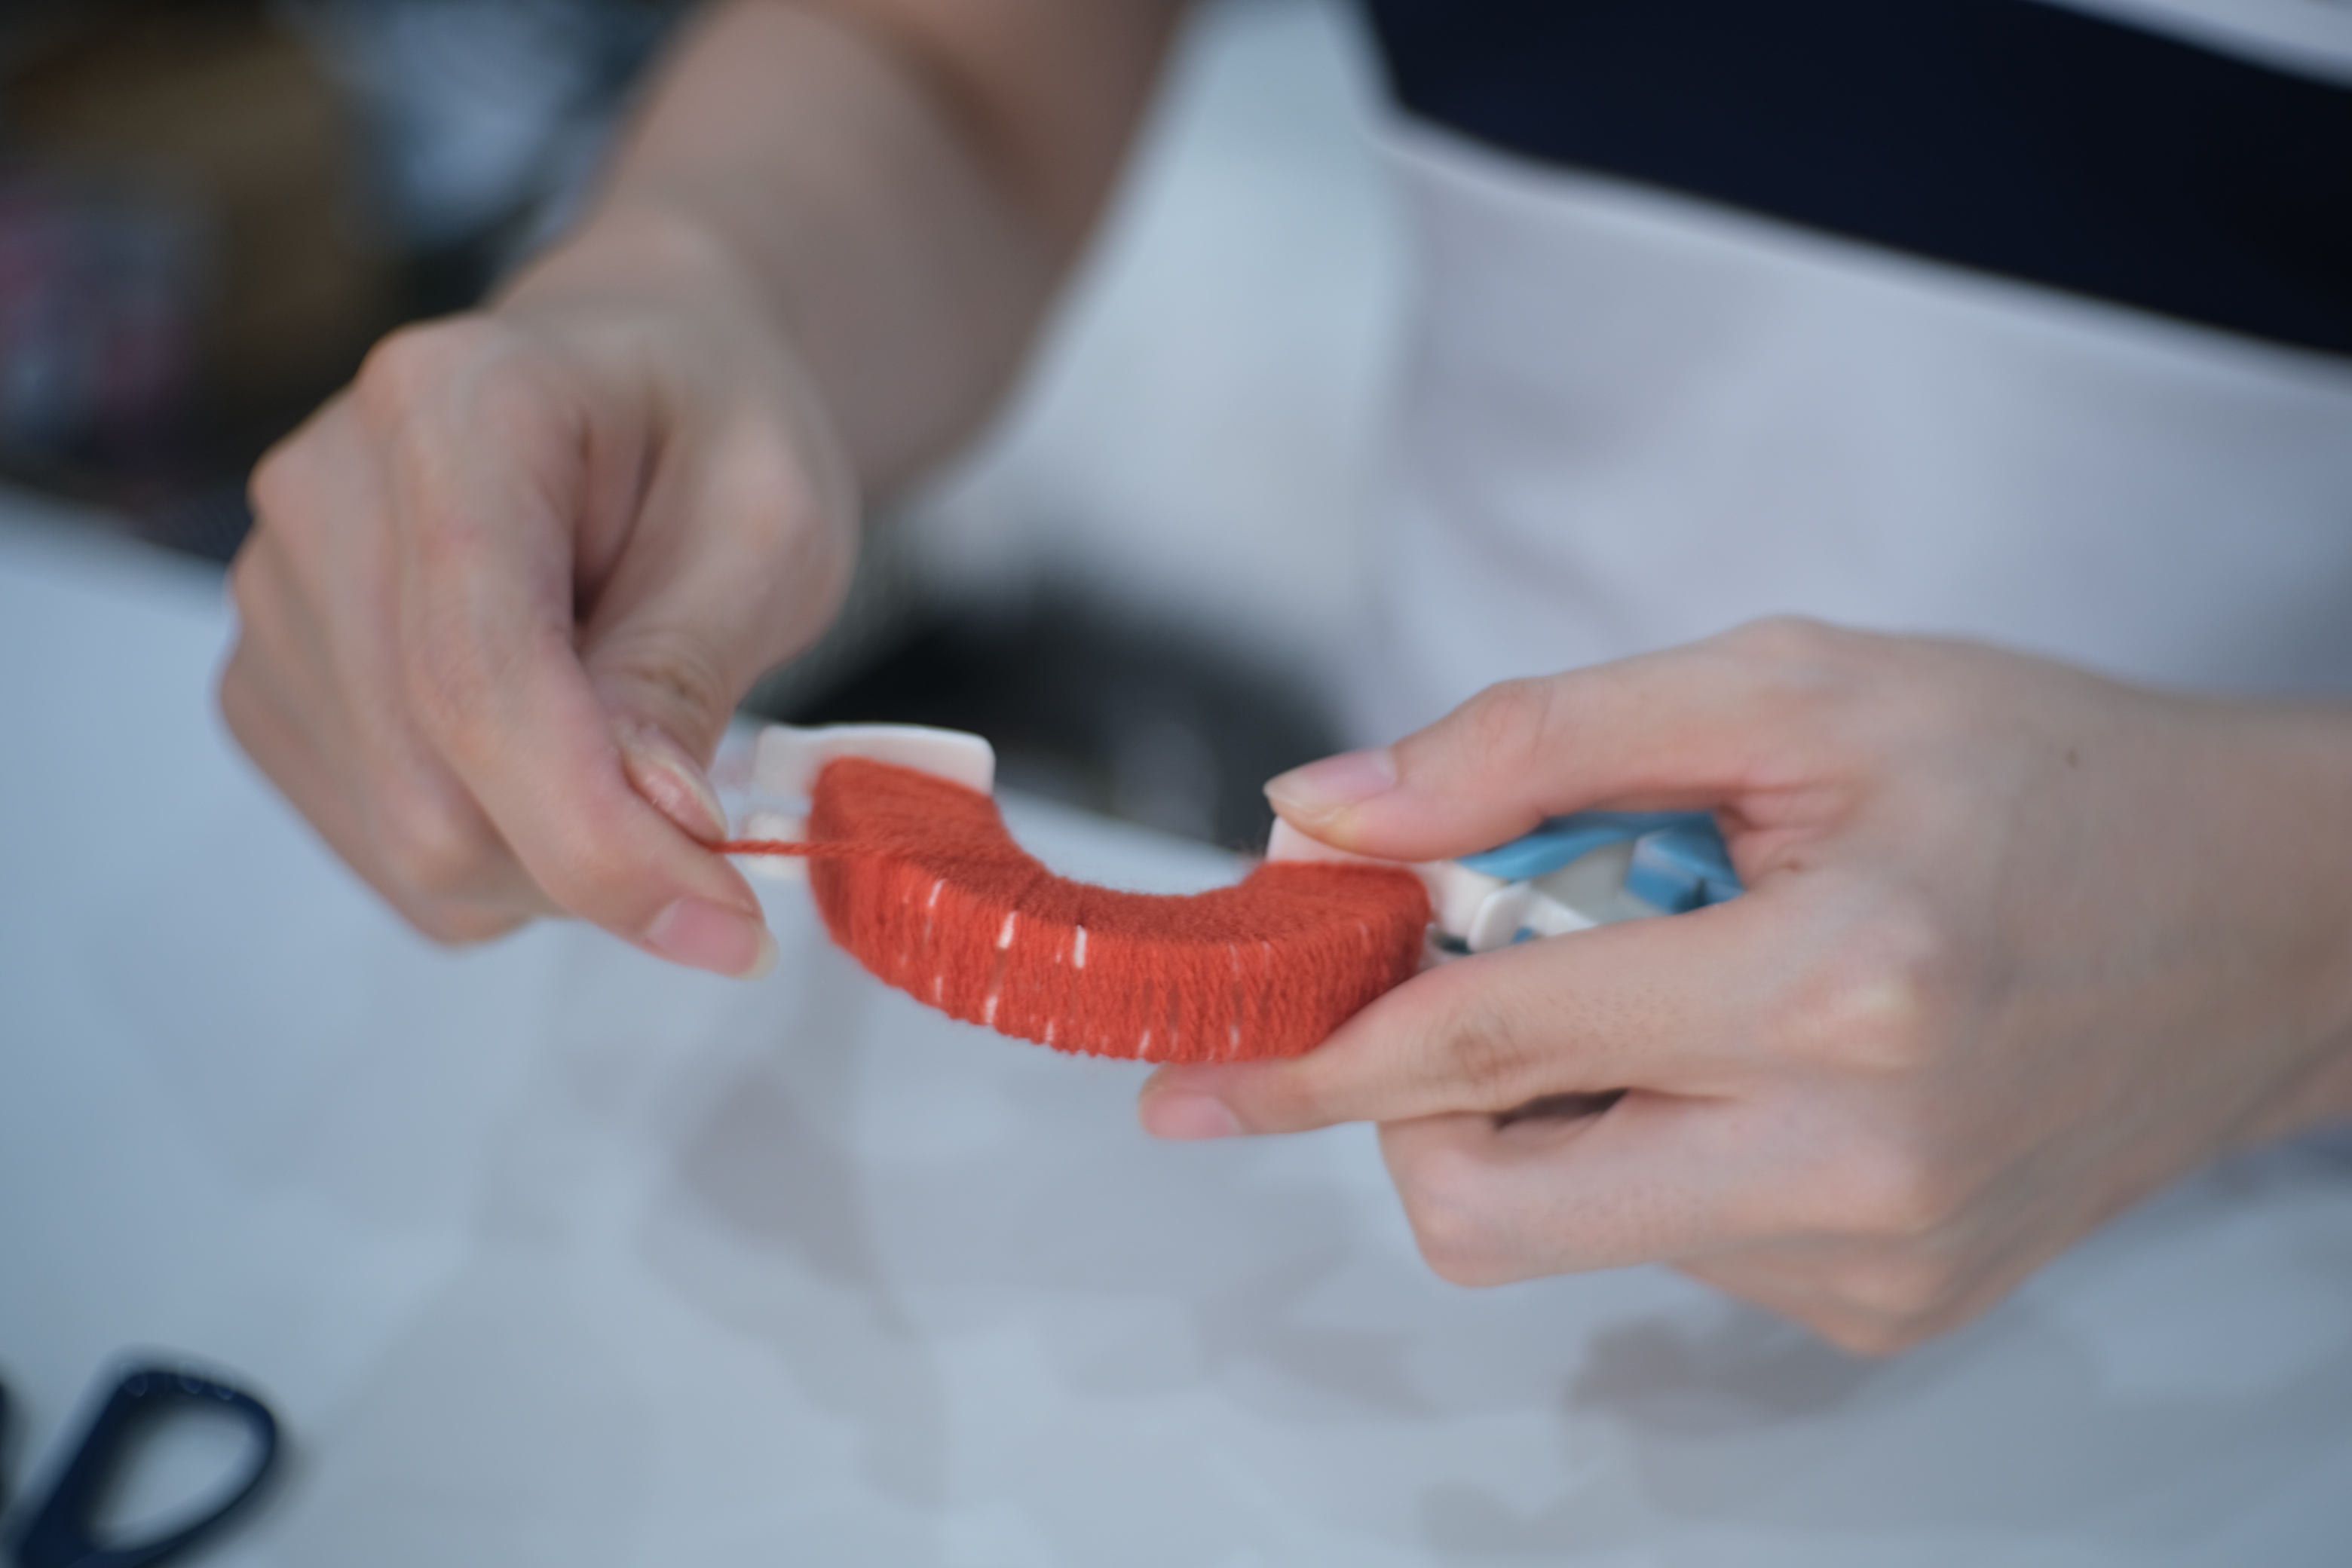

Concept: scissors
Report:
left=0, top=1360, right=279, bottom=1568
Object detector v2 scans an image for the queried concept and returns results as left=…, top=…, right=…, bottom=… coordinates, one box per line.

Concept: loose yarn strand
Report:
left=712, top=840, right=884, bottom=859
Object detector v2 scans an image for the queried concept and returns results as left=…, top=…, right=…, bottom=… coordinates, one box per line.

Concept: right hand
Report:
left=221, top=214, right=856, bottom=975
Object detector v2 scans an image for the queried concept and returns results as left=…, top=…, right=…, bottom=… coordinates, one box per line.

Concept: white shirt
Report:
left=1344, top=115, right=2352, bottom=746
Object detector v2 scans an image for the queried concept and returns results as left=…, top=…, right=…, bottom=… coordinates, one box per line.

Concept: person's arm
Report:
left=576, top=0, right=1183, bottom=488
left=221, top=0, right=1185, bottom=974
left=1140, top=620, right=2352, bottom=1352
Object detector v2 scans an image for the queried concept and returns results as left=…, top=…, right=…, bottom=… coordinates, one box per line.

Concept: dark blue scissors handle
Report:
left=7, top=1364, right=279, bottom=1568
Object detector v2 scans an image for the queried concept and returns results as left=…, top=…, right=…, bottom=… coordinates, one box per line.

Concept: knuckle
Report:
left=1238, top=1046, right=1354, bottom=1131
left=401, top=608, right=563, bottom=769
left=355, top=317, right=501, bottom=412
left=1394, top=1150, right=1517, bottom=1288
left=215, top=654, right=268, bottom=750
left=1718, top=616, right=1882, bottom=692
left=246, top=442, right=307, bottom=532
left=709, top=435, right=824, bottom=541
left=729, top=488, right=801, bottom=562
left=406, top=902, right=529, bottom=948
left=596, top=629, right=734, bottom=736
left=359, top=320, right=563, bottom=495
left=245, top=430, right=347, bottom=568
left=403, top=614, right=498, bottom=726
left=1421, top=1246, right=1517, bottom=1291
left=1426, top=991, right=1551, bottom=1110
left=1451, top=677, right=1560, bottom=770
left=479, top=794, right=649, bottom=926
left=1815, top=1310, right=1935, bottom=1360
left=1824, top=1247, right=1966, bottom=1334
left=224, top=541, right=266, bottom=623
left=370, top=773, right=504, bottom=904
left=660, top=440, right=856, bottom=666
left=1712, top=616, right=1885, bottom=731
left=761, top=495, right=854, bottom=621
left=1829, top=1138, right=1967, bottom=1239
left=1775, top=892, right=1957, bottom=1076
left=1722, top=613, right=1840, bottom=666
left=400, top=649, right=480, bottom=760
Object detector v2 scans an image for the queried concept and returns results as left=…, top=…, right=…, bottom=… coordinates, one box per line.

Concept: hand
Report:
left=221, top=214, right=856, bottom=973
left=1138, top=619, right=2352, bottom=1352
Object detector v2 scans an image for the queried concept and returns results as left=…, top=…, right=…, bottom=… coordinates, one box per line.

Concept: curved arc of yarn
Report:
left=743, top=757, right=1432, bottom=1061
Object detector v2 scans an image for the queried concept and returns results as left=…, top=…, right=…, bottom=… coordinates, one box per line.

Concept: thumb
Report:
left=406, top=416, right=847, bottom=980
left=1266, top=636, right=1783, bottom=863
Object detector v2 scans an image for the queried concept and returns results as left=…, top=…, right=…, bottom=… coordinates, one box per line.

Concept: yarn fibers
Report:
left=718, top=758, right=1431, bottom=1061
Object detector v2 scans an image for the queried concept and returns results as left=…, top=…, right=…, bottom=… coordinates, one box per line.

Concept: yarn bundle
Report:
left=721, top=758, right=1430, bottom=1062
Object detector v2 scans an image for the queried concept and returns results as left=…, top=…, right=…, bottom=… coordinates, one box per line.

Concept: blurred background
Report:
left=0, top=0, right=1405, bottom=850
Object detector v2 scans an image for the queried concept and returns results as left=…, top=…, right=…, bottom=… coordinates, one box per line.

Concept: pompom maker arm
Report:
left=722, top=724, right=1741, bottom=1061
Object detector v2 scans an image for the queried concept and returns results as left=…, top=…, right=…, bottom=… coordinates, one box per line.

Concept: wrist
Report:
left=495, top=194, right=783, bottom=332
left=2228, top=700, right=2352, bottom=1144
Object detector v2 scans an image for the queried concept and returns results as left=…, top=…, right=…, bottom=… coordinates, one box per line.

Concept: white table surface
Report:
left=4, top=499, right=2351, bottom=1566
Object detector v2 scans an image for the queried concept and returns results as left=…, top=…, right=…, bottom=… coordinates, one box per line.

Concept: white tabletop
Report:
left=3, top=497, right=2350, bottom=1566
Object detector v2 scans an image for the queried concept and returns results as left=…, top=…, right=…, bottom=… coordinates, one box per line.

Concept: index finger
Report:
left=1265, top=624, right=1839, bottom=868
left=1140, top=890, right=1781, bottom=1138
left=381, top=334, right=775, bottom=974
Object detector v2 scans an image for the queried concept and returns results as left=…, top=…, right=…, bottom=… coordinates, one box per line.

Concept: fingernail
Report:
left=1265, top=747, right=1397, bottom=823
left=1141, top=1089, right=1242, bottom=1141
left=645, top=896, right=777, bottom=979
left=619, top=724, right=728, bottom=844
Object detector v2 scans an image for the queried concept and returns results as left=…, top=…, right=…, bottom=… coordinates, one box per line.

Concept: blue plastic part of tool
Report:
left=1625, top=824, right=1744, bottom=913
left=6, top=1363, right=280, bottom=1568
left=1456, top=810, right=1719, bottom=883
left=1625, top=836, right=1704, bottom=914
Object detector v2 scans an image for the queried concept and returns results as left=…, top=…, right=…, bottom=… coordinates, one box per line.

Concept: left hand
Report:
left=1138, top=619, right=2352, bottom=1353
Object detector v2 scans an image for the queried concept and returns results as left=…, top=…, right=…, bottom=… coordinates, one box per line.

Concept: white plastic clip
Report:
left=751, top=723, right=997, bottom=801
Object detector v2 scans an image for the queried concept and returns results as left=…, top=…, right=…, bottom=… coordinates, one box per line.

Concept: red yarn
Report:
left=725, top=757, right=1431, bottom=1062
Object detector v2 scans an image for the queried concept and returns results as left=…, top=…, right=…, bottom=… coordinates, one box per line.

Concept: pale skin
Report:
left=1143, top=623, right=2352, bottom=1352
left=222, top=0, right=2352, bottom=1352
left=225, top=0, right=1184, bottom=969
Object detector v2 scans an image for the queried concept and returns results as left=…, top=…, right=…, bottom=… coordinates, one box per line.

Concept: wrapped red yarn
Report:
left=721, top=757, right=1431, bottom=1061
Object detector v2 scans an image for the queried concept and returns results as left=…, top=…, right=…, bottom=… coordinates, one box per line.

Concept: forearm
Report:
left=502, top=0, right=1183, bottom=493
